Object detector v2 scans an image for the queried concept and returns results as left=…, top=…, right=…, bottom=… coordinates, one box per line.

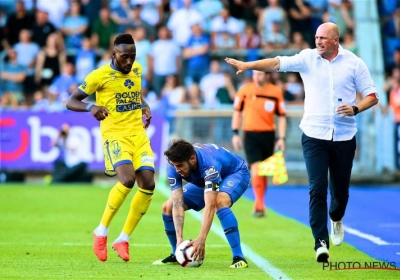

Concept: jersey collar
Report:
left=110, top=59, right=120, bottom=71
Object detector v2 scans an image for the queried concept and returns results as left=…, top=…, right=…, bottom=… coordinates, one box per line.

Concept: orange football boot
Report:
left=112, top=241, right=130, bottom=262
left=93, top=232, right=107, bottom=261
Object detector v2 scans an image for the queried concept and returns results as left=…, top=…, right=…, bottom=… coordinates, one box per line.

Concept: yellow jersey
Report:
left=78, top=61, right=144, bottom=138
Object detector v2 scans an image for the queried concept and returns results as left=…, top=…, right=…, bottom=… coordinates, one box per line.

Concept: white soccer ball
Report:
left=175, top=240, right=203, bottom=267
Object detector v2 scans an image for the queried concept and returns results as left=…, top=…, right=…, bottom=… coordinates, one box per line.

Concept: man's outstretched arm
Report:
left=225, top=57, right=280, bottom=74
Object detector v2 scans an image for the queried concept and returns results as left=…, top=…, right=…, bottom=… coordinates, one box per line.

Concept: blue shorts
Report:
left=183, top=168, right=250, bottom=211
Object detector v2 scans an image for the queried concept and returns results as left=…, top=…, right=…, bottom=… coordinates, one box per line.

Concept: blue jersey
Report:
left=168, top=143, right=248, bottom=191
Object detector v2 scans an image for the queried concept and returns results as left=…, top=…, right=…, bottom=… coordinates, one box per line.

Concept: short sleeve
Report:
left=77, top=70, right=100, bottom=97
left=276, top=87, right=286, bottom=116
left=233, top=84, right=248, bottom=111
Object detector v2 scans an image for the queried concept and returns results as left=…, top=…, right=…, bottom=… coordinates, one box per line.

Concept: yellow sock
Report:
left=100, top=182, right=131, bottom=227
left=122, top=187, right=154, bottom=235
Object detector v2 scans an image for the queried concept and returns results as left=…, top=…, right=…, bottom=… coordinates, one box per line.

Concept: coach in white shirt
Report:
left=225, top=22, right=378, bottom=263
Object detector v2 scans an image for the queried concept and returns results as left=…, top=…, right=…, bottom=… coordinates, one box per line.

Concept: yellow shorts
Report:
left=103, top=133, right=155, bottom=177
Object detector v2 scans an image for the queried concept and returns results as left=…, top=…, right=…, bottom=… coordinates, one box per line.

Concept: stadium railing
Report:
left=171, top=104, right=398, bottom=184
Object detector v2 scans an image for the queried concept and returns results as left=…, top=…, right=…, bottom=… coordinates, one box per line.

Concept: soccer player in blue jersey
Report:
left=152, top=139, right=250, bottom=268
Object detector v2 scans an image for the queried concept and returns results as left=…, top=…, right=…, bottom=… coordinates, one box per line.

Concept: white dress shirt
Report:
left=277, top=46, right=377, bottom=141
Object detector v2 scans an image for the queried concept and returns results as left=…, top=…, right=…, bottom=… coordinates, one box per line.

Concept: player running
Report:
left=153, top=139, right=250, bottom=268
left=66, top=34, right=155, bottom=262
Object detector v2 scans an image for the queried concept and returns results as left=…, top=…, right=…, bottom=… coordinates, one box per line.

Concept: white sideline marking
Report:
left=0, top=242, right=226, bottom=248
left=345, top=225, right=400, bottom=245
left=157, top=184, right=292, bottom=280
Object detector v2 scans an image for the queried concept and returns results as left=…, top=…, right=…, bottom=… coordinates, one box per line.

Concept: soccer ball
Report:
left=175, top=240, right=203, bottom=267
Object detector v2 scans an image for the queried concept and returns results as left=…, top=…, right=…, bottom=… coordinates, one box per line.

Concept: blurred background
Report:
left=1, top=0, right=400, bottom=185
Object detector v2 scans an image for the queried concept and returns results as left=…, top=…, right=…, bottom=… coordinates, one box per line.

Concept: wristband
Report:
left=86, top=103, right=95, bottom=112
left=141, top=102, right=148, bottom=109
left=232, top=129, right=239, bottom=135
left=277, top=137, right=286, bottom=141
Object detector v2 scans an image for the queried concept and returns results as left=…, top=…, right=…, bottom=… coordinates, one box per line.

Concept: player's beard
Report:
left=188, top=161, right=197, bottom=175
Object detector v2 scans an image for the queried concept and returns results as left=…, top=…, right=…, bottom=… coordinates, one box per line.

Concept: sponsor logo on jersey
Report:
left=141, top=155, right=154, bottom=164
left=227, top=180, right=234, bottom=187
left=115, top=91, right=141, bottom=112
left=116, top=103, right=141, bottom=112
left=132, top=68, right=139, bottom=76
left=81, top=81, right=87, bottom=89
left=124, top=79, right=134, bottom=89
left=168, top=178, right=176, bottom=186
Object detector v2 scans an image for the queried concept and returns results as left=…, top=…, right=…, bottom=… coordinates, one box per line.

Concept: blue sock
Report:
left=216, top=207, right=244, bottom=259
left=162, top=213, right=177, bottom=254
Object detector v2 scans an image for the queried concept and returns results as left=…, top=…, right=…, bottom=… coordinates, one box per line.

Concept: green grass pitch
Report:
left=0, top=183, right=399, bottom=279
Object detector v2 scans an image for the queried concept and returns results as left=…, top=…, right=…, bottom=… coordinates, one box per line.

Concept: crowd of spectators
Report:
left=0, top=0, right=392, bottom=113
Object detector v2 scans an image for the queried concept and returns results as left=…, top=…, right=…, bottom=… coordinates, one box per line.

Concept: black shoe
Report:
left=253, top=210, right=265, bottom=218
left=152, top=253, right=178, bottom=265
left=230, top=256, right=248, bottom=268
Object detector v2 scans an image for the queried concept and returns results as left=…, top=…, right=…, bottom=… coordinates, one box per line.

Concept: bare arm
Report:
left=340, top=2, right=354, bottom=29
left=191, top=189, right=218, bottom=261
left=61, top=25, right=87, bottom=35
left=234, top=33, right=241, bottom=49
left=211, top=32, right=217, bottom=51
left=1, top=71, right=26, bottom=82
left=355, top=95, right=379, bottom=113
left=66, top=89, right=110, bottom=121
left=290, top=0, right=311, bottom=19
left=337, top=95, right=379, bottom=116
left=35, top=51, right=45, bottom=84
left=146, top=55, right=153, bottom=81
left=141, top=90, right=152, bottom=129
left=91, top=33, right=99, bottom=49
left=225, top=76, right=236, bottom=101
left=171, top=187, right=185, bottom=246
left=274, top=115, right=287, bottom=152
left=183, top=44, right=209, bottom=59
left=59, top=52, right=67, bottom=75
left=110, top=12, right=129, bottom=25
left=231, top=110, right=243, bottom=151
left=257, top=9, right=265, bottom=36
left=225, top=57, right=280, bottom=75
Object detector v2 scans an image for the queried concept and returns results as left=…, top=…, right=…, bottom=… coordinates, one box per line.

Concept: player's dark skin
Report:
left=66, top=43, right=154, bottom=192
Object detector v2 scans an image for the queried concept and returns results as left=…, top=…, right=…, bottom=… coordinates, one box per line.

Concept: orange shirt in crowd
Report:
left=233, top=82, right=286, bottom=132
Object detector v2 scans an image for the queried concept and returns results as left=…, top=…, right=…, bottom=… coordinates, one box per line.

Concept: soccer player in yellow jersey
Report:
left=66, top=34, right=155, bottom=262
